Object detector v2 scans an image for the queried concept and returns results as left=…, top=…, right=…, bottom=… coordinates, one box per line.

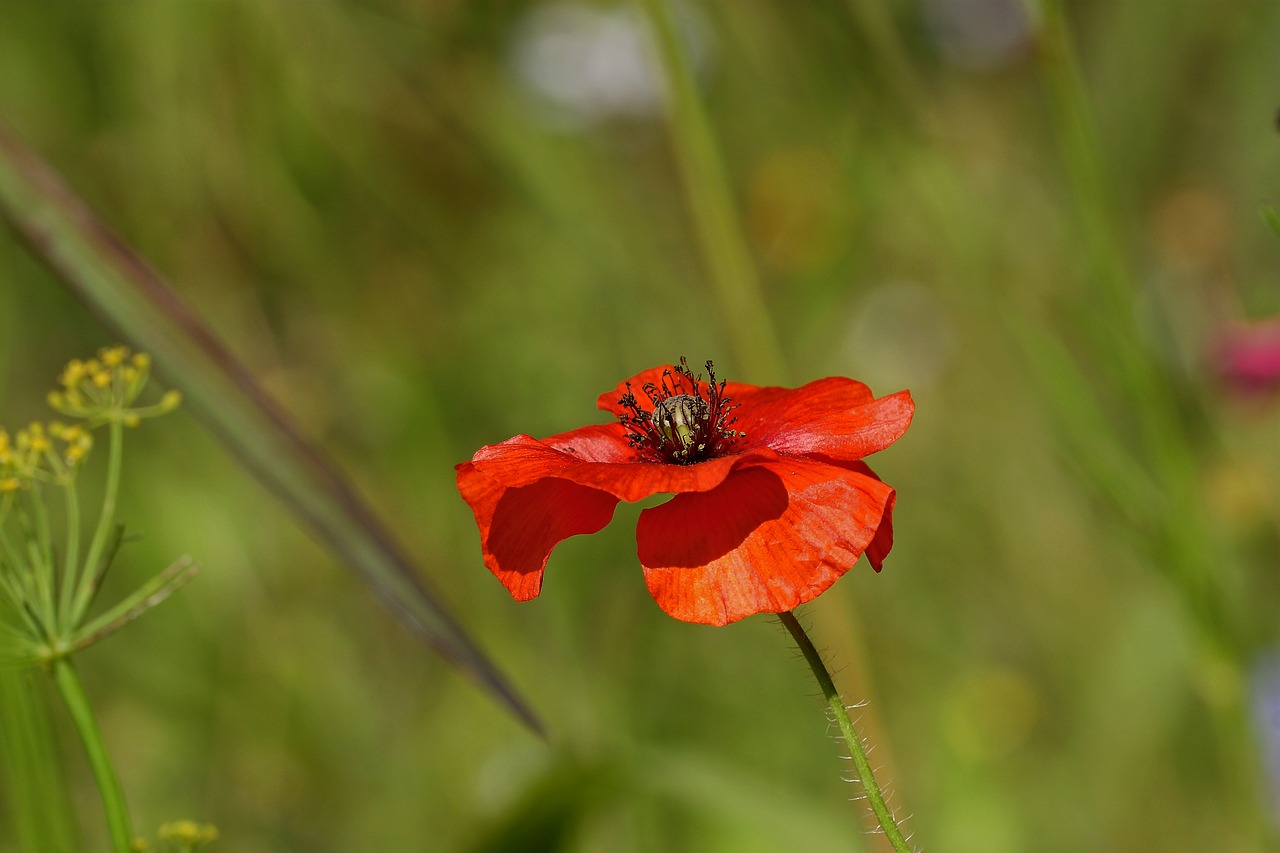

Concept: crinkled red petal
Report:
left=464, top=428, right=781, bottom=504
left=539, top=422, right=636, bottom=463
left=733, top=379, right=913, bottom=463
left=847, top=461, right=894, bottom=570
left=456, top=459, right=620, bottom=601
left=457, top=423, right=785, bottom=601
left=635, top=456, right=895, bottom=625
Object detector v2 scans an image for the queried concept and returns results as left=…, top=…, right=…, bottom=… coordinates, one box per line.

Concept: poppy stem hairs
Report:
left=779, top=610, right=914, bottom=851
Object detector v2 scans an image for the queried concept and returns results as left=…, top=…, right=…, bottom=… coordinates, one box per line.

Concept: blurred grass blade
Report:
left=0, top=122, right=540, bottom=733
left=0, top=670, right=79, bottom=852
left=640, top=0, right=786, bottom=385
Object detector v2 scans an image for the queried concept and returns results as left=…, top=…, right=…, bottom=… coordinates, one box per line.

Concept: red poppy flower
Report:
left=456, top=359, right=913, bottom=626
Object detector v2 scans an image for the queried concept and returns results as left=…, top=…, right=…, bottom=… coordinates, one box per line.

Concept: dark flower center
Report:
left=618, top=358, right=743, bottom=464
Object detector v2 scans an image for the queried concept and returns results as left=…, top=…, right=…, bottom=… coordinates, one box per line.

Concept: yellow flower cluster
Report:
left=47, top=345, right=181, bottom=428
left=157, top=820, right=220, bottom=846
left=0, top=429, right=18, bottom=492
left=1, top=346, right=179, bottom=493
left=0, top=422, right=93, bottom=489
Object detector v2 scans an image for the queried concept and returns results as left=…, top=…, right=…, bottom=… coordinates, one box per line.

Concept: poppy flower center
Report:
left=618, top=358, right=743, bottom=464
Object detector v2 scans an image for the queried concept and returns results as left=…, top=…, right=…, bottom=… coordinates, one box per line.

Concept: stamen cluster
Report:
left=618, top=357, right=744, bottom=464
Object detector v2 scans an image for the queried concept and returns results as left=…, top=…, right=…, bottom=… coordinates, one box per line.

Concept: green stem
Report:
left=640, top=0, right=787, bottom=385
left=779, top=610, right=913, bottom=853
left=0, top=523, right=44, bottom=637
left=50, top=657, right=134, bottom=853
left=15, top=494, right=57, bottom=633
left=1033, top=0, right=1223, bottom=625
left=58, top=471, right=83, bottom=629
left=74, top=420, right=123, bottom=626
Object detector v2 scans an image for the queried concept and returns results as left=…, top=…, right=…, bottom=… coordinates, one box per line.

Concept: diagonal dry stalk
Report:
left=0, top=122, right=540, bottom=733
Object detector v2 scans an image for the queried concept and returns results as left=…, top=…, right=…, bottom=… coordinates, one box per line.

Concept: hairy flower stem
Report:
left=51, top=657, right=133, bottom=853
left=779, top=610, right=913, bottom=853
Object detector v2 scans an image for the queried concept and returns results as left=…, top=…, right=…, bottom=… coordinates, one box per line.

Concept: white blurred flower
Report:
left=1251, top=649, right=1280, bottom=827
left=509, top=1, right=711, bottom=127
left=922, top=0, right=1034, bottom=70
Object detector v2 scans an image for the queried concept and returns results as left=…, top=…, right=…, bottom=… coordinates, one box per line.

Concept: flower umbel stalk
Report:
left=71, top=419, right=123, bottom=627
left=779, top=610, right=914, bottom=853
left=51, top=657, right=133, bottom=853
left=0, top=346, right=190, bottom=851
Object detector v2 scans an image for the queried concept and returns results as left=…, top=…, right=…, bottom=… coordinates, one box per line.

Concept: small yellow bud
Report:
left=100, top=345, right=129, bottom=367
left=0, top=477, right=20, bottom=492
left=132, top=352, right=151, bottom=370
left=19, top=423, right=50, bottom=454
left=158, top=819, right=218, bottom=845
left=92, top=370, right=112, bottom=388
left=60, top=359, right=86, bottom=387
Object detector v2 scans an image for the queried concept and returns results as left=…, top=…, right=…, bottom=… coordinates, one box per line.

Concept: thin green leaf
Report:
left=640, top=0, right=786, bottom=384
left=0, top=122, right=540, bottom=732
left=69, top=521, right=125, bottom=629
left=69, top=555, right=200, bottom=654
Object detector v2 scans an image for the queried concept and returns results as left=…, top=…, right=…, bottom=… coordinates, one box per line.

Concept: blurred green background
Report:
left=3, top=1, right=1280, bottom=851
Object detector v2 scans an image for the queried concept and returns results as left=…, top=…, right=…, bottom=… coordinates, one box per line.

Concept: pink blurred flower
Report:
left=1218, top=319, right=1280, bottom=394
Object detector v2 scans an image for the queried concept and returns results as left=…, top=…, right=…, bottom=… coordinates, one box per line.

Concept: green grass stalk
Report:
left=1030, top=1, right=1274, bottom=843
left=1033, top=0, right=1225, bottom=635
left=640, top=0, right=787, bottom=384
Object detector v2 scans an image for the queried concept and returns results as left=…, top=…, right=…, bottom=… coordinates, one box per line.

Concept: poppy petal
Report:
left=456, top=461, right=620, bottom=600
left=540, top=422, right=636, bottom=463
left=848, top=461, right=894, bottom=570
left=733, top=380, right=914, bottom=463
left=464, top=432, right=781, bottom=504
left=636, top=457, right=895, bottom=625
